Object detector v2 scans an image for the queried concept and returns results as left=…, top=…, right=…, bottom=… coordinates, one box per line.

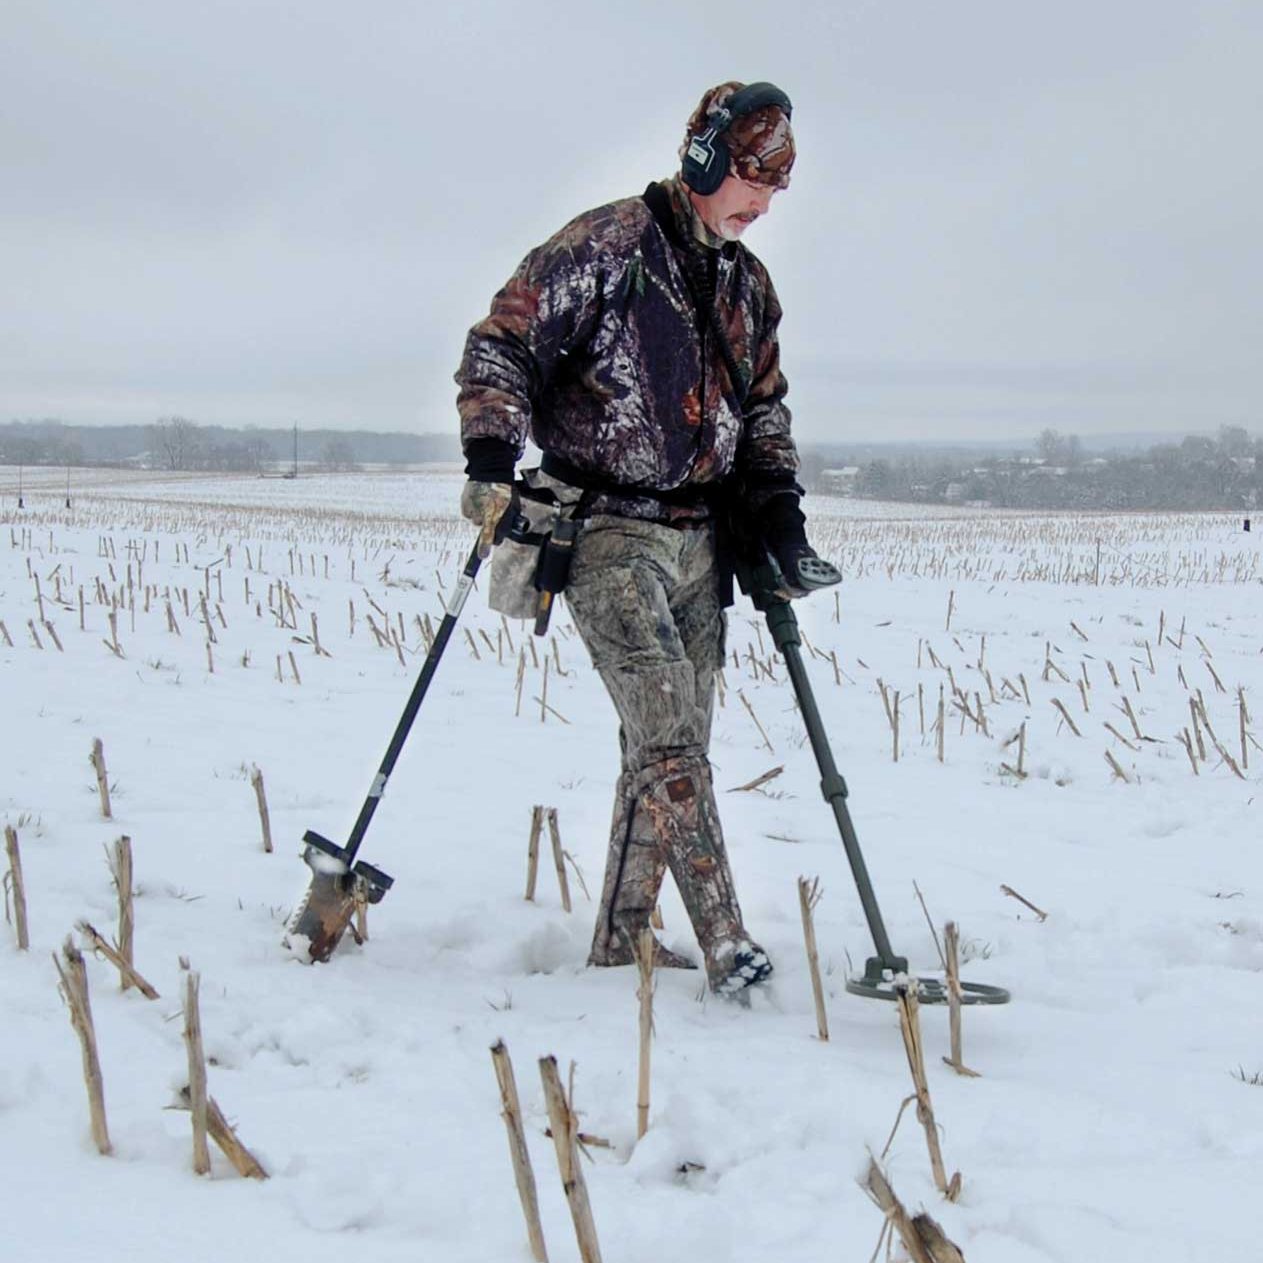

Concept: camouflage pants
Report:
left=565, top=515, right=755, bottom=986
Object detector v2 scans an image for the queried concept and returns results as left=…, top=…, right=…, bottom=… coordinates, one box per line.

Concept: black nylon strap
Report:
left=641, top=183, right=750, bottom=408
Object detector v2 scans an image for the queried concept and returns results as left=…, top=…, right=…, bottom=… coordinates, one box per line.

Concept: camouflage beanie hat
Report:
left=680, top=81, right=795, bottom=189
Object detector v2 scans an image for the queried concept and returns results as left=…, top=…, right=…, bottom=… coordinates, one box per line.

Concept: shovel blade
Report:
left=285, top=867, right=357, bottom=963
left=283, top=834, right=395, bottom=963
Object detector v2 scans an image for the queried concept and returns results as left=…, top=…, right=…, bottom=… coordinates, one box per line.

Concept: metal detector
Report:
left=734, top=543, right=1010, bottom=1006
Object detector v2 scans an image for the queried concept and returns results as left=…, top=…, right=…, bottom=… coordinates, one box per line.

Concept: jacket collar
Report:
left=656, top=176, right=737, bottom=258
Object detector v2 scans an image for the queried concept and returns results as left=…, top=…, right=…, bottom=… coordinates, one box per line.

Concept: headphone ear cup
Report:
left=681, top=133, right=729, bottom=196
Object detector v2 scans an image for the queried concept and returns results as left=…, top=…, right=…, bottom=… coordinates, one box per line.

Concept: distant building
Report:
left=819, top=466, right=860, bottom=495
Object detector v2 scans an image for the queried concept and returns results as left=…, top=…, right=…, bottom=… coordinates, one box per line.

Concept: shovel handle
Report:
left=336, top=536, right=485, bottom=866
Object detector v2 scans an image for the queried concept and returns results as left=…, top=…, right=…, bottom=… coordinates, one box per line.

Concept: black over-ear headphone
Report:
left=680, top=81, right=793, bottom=196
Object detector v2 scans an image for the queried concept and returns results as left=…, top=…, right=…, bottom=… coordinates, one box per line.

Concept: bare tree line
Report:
left=0, top=419, right=461, bottom=471
left=808, top=426, right=1262, bottom=511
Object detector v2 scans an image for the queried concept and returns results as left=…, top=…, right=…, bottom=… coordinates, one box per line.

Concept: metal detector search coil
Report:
left=845, top=963, right=1010, bottom=1006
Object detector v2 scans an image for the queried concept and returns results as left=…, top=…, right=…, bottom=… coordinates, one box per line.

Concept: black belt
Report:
left=540, top=451, right=723, bottom=509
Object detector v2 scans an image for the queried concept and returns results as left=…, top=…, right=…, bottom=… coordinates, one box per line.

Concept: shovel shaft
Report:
left=339, top=540, right=483, bottom=865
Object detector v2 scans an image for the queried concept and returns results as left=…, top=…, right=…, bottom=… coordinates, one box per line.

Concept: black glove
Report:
left=756, top=494, right=840, bottom=598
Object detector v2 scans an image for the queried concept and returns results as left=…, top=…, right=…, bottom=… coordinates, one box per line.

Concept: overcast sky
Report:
left=3, top=1, right=1261, bottom=446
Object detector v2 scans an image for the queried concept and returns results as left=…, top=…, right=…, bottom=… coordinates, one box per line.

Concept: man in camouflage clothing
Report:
left=456, top=82, right=829, bottom=996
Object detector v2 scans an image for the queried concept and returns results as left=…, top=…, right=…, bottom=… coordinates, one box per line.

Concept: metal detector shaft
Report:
left=337, top=538, right=483, bottom=868
left=763, top=599, right=907, bottom=974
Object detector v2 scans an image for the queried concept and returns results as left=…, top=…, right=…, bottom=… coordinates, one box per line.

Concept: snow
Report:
left=2, top=470, right=1260, bottom=1262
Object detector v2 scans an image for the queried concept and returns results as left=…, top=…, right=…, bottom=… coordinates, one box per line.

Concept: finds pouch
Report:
left=487, top=467, right=586, bottom=620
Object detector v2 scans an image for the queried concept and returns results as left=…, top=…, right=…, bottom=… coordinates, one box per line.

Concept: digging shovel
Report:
left=284, top=525, right=502, bottom=962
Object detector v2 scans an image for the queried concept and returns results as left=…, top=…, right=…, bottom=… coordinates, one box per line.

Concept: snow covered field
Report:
left=2, top=469, right=1260, bottom=1262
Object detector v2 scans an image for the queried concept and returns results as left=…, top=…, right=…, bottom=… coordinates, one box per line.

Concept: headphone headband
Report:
left=707, top=82, right=793, bottom=133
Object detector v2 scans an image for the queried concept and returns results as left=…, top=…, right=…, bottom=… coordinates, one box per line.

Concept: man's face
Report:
left=691, top=174, right=780, bottom=242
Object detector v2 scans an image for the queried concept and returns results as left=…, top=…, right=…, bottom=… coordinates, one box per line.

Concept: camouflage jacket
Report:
left=455, top=177, right=800, bottom=522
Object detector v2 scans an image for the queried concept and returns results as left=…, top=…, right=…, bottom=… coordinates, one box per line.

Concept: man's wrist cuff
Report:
left=463, top=437, right=516, bottom=483
left=757, top=492, right=807, bottom=549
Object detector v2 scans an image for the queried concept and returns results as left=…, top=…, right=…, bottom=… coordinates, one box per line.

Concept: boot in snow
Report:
left=708, top=938, right=775, bottom=997
left=637, top=755, right=773, bottom=994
